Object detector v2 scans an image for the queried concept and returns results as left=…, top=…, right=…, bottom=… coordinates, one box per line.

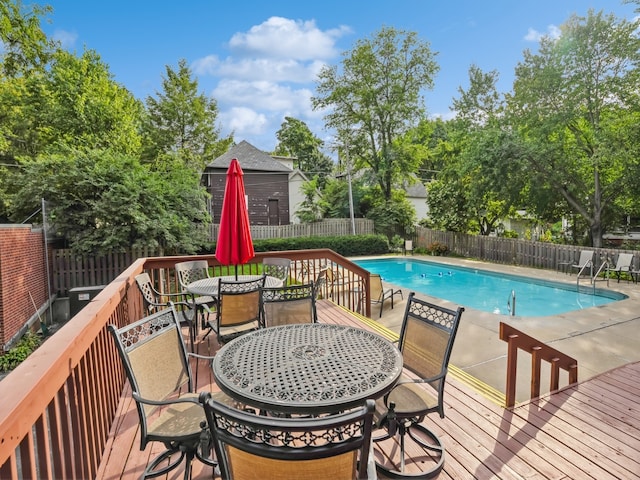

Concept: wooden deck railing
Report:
left=499, top=322, right=579, bottom=408
left=0, top=249, right=369, bottom=479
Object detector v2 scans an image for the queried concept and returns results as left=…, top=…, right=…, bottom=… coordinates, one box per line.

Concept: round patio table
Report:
left=186, top=275, right=282, bottom=297
left=212, top=323, right=403, bottom=414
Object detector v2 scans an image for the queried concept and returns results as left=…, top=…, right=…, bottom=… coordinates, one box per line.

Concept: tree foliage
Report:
left=141, top=59, right=230, bottom=171
left=35, top=49, right=143, bottom=156
left=274, top=117, right=334, bottom=188
left=361, top=187, right=416, bottom=239
left=0, top=0, right=52, bottom=77
left=312, top=26, right=439, bottom=200
left=9, top=149, right=210, bottom=255
left=507, top=10, right=640, bottom=246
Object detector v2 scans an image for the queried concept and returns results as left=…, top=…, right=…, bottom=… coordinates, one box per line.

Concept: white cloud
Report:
left=52, top=29, right=78, bottom=49
left=192, top=55, right=220, bottom=75
left=213, top=79, right=315, bottom=116
left=213, top=57, right=323, bottom=84
left=524, top=25, right=561, bottom=42
left=228, top=16, right=350, bottom=60
left=195, top=16, right=349, bottom=149
left=221, top=106, right=269, bottom=137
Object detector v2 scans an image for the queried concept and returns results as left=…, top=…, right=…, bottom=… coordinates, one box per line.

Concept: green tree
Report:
left=294, top=177, right=323, bottom=223
left=0, top=0, right=52, bottom=78
left=424, top=65, right=524, bottom=235
left=274, top=117, right=333, bottom=187
left=424, top=178, right=472, bottom=233
left=507, top=10, right=640, bottom=247
left=141, top=59, right=230, bottom=171
left=361, top=187, right=416, bottom=239
left=320, top=176, right=366, bottom=220
left=36, top=49, right=143, bottom=156
left=312, top=26, right=439, bottom=200
left=9, top=149, right=210, bottom=255
left=0, top=0, right=53, bottom=218
left=1, top=48, right=144, bottom=220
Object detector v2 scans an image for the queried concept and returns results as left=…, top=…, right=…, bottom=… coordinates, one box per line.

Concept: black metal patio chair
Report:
left=373, top=292, right=464, bottom=478
left=200, top=392, right=375, bottom=479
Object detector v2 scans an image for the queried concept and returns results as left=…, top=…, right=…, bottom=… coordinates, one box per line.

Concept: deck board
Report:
left=97, top=300, right=640, bottom=480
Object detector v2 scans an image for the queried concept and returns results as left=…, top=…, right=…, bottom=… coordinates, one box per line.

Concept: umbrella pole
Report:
left=235, top=264, right=238, bottom=280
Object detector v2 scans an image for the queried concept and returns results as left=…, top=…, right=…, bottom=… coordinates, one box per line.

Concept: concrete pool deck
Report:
left=361, top=255, right=640, bottom=403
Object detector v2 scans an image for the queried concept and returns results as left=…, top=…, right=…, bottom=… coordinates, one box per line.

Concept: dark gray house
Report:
left=203, top=140, right=292, bottom=226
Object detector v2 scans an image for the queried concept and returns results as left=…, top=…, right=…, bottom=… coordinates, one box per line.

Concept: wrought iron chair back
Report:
left=261, top=283, right=317, bottom=327
left=108, top=306, right=216, bottom=479
left=206, top=276, right=266, bottom=344
left=373, top=292, right=464, bottom=478
left=262, top=257, right=291, bottom=284
left=134, top=273, right=197, bottom=350
left=175, top=260, right=216, bottom=338
left=200, top=393, right=374, bottom=480
left=175, top=260, right=212, bottom=287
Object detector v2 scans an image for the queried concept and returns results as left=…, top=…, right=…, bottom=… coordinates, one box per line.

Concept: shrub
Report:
left=0, top=331, right=42, bottom=372
left=427, top=241, right=448, bottom=256
left=205, top=234, right=391, bottom=257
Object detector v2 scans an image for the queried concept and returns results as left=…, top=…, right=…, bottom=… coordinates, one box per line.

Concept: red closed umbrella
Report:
left=215, top=158, right=255, bottom=277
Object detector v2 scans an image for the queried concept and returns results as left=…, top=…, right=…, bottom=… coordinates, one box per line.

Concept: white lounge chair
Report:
left=607, top=253, right=634, bottom=283
left=571, top=250, right=594, bottom=278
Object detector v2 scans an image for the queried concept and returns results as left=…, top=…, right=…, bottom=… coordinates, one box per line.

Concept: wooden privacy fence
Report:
left=209, top=218, right=374, bottom=240
left=52, top=220, right=374, bottom=296
left=51, top=247, right=159, bottom=296
left=415, top=227, right=639, bottom=274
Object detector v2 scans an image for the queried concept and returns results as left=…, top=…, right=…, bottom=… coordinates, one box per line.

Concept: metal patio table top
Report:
left=212, top=323, right=403, bottom=414
left=186, top=275, right=282, bottom=297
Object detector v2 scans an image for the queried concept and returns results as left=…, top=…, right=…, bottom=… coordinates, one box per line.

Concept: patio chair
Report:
left=175, top=260, right=217, bottom=330
left=373, top=292, right=464, bottom=478
left=607, top=252, right=634, bottom=283
left=135, top=272, right=197, bottom=350
left=199, top=392, right=375, bottom=480
left=260, top=282, right=317, bottom=327
left=370, top=273, right=403, bottom=318
left=262, top=257, right=291, bottom=285
left=313, top=266, right=329, bottom=299
left=326, top=266, right=354, bottom=301
left=571, top=250, right=594, bottom=278
left=108, top=306, right=220, bottom=480
left=404, top=239, right=413, bottom=255
left=204, top=275, right=266, bottom=344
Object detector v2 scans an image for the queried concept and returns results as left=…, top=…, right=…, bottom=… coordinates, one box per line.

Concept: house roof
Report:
left=206, top=140, right=292, bottom=172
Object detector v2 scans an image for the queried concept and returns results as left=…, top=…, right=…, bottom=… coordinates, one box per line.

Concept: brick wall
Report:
left=0, top=225, right=49, bottom=350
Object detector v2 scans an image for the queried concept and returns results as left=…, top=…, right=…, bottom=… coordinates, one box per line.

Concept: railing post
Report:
left=500, top=321, right=578, bottom=408
left=550, top=358, right=560, bottom=391
left=531, top=346, right=542, bottom=399
left=505, top=331, right=518, bottom=408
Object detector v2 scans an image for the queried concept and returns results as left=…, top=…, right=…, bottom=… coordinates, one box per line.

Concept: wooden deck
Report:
left=97, top=300, right=640, bottom=480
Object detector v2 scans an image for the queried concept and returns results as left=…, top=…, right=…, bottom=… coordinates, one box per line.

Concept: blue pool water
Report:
left=354, top=258, right=626, bottom=317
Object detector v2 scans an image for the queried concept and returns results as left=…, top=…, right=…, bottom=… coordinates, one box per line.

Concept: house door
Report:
left=268, top=199, right=279, bottom=225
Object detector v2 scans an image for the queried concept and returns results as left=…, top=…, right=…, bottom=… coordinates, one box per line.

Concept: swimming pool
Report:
left=354, top=258, right=626, bottom=317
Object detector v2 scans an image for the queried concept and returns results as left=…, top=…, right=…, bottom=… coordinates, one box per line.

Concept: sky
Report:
left=39, top=0, right=637, bottom=154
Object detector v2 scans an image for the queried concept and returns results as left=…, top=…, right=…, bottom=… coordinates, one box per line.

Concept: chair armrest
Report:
left=188, top=352, right=216, bottom=363
left=132, top=392, right=200, bottom=407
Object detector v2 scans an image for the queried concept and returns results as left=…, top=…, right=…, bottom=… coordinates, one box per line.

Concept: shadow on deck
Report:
left=97, top=300, right=640, bottom=480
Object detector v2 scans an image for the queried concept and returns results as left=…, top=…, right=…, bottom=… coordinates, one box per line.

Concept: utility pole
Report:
left=344, top=147, right=356, bottom=235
